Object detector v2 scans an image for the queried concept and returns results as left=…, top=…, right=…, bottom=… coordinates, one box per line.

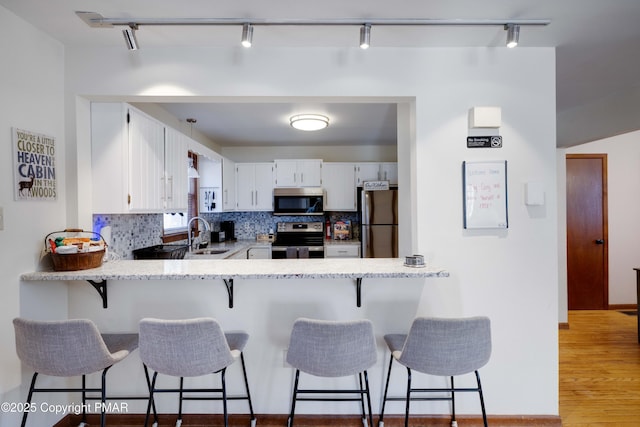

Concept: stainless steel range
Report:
left=271, top=222, right=324, bottom=259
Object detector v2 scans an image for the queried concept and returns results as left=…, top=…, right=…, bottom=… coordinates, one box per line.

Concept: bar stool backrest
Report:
left=398, top=317, right=491, bottom=376
left=286, top=318, right=377, bottom=377
left=139, top=317, right=234, bottom=377
left=13, top=318, right=127, bottom=377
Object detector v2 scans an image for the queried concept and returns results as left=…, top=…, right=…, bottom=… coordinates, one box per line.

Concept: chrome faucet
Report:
left=187, top=216, right=211, bottom=252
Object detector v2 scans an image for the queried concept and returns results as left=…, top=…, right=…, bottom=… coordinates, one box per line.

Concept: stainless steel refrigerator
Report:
left=359, top=188, right=398, bottom=258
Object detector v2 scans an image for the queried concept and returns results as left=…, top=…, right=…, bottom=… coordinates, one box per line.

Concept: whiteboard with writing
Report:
left=463, top=160, right=508, bottom=229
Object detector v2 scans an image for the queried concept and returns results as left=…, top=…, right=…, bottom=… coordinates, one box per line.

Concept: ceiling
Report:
left=2, top=0, right=639, bottom=148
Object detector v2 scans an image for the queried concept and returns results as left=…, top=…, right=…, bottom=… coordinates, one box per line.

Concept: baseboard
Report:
left=609, top=304, right=637, bottom=310
left=56, top=413, right=562, bottom=427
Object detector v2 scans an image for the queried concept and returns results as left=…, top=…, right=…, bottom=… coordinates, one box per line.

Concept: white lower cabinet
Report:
left=247, top=246, right=272, bottom=259
left=325, top=243, right=360, bottom=258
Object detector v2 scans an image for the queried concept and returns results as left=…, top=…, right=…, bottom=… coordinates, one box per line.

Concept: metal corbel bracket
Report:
left=223, top=278, right=234, bottom=308
left=87, top=280, right=108, bottom=309
left=356, top=277, right=363, bottom=307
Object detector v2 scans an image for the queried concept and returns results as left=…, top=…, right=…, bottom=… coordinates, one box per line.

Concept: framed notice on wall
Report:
left=462, top=160, right=508, bottom=229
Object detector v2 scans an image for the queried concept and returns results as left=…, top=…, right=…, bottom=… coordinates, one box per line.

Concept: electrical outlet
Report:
left=0, top=207, right=4, bottom=230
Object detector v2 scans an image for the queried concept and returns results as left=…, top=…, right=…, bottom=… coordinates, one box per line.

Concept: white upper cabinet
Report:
left=126, top=108, right=166, bottom=212
left=236, top=163, right=274, bottom=211
left=163, top=127, right=189, bottom=212
left=322, top=163, right=357, bottom=211
left=92, top=103, right=164, bottom=213
left=222, top=157, right=236, bottom=211
left=274, top=159, right=322, bottom=187
left=92, top=103, right=189, bottom=214
left=355, top=162, right=398, bottom=186
left=380, top=162, right=398, bottom=185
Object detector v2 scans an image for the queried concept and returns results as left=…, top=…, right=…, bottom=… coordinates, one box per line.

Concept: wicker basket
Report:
left=45, top=229, right=106, bottom=271
left=50, top=249, right=105, bottom=271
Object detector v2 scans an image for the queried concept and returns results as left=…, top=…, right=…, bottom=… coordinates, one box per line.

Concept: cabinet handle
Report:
left=224, top=189, right=228, bottom=205
left=300, top=172, right=304, bottom=183
left=255, top=191, right=258, bottom=206
left=161, top=176, right=166, bottom=201
left=167, top=176, right=173, bottom=201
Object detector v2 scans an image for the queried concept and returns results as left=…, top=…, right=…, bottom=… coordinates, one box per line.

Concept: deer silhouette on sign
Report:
left=18, top=175, right=35, bottom=195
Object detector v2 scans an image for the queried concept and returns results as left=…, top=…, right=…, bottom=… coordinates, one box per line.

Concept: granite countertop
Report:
left=21, top=258, right=448, bottom=282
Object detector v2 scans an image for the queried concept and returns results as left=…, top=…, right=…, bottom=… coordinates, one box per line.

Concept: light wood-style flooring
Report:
left=560, top=310, right=640, bottom=426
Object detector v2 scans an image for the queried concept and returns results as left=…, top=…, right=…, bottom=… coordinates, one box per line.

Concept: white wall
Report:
left=59, top=44, right=558, bottom=418
left=0, top=6, right=68, bottom=427
left=565, top=130, right=640, bottom=305
left=0, top=23, right=559, bottom=423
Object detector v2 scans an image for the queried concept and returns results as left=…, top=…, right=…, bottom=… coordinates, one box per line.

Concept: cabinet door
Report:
left=322, top=163, right=356, bottom=211
left=253, top=163, right=274, bottom=210
left=91, top=103, right=129, bottom=213
left=222, top=157, right=236, bottom=211
left=380, top=162, right=398, bottom=185
left=235, top=163, right=255, bottom=210
left=274, top=159, right=322, bottom=187
left=298, top=160, right=322, bottom=187
left=355, top=163, right=381, bottom=186
left=164, top=127, right=188, bottom=211
left=274, top=160, right=298, bottom=187
left=128, top=108, right=165, bottom=212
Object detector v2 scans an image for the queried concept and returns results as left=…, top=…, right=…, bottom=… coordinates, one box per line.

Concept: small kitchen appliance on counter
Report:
left=220, top=221, right=236, bottom=241
left=211, top=230, right=226, bottom=243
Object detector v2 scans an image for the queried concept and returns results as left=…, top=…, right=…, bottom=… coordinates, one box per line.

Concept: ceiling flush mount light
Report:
left=505, top=24, right=520, bottom=48
left=290, top=114, right=330, bottom=131
left=360, top=24, right=371, bottom=49
left=122, top=24, right=139, bottom=50
left=241, top=23, right=253, bottom=47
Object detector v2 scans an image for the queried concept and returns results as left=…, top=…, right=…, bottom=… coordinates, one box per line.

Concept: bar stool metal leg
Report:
left=239, top=352, right=257, bottom=426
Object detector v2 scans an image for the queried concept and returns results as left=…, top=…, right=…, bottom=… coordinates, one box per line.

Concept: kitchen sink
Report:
left=189, top=248, right=229, bottom=255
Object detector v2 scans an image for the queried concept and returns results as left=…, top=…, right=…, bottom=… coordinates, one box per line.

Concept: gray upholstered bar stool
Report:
left=379, top=316, right=492, bottom=427
left=286, top=318, right=377, bottom=427
left=13, top=317, right=139, bottom=427
left=139, top=317, right=256, bottom=427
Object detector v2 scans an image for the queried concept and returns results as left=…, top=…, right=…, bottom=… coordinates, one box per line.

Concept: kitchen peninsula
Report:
left=21, top=258, right=448, bottom=308
left=20, top=258, right=449, bottom=418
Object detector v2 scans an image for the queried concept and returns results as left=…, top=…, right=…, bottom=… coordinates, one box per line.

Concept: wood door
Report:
left=566, top=154, right=608, bottom=309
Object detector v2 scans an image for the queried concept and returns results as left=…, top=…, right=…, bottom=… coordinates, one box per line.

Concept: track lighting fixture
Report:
left=241, top=23, right=253, bottom=48
left=78, top=12, right=548, bottom=50
left=360, top=24, right=371, bottom=49
left=122, top=24, right=139, bottom=50
left=505, top=24, right=520, bottom=48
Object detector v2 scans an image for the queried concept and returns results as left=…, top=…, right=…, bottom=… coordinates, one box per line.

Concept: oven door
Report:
left=272, top=246, right=324, bottom=259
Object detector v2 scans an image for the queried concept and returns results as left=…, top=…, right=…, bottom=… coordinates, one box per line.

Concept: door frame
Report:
left=566, top=153, right=609, bottom=309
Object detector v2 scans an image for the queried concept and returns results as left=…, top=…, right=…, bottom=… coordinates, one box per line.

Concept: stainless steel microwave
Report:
left=273, top=188, right=324, bottom=216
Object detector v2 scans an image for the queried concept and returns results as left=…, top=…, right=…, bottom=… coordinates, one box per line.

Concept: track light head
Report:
left=241, top=23, right=253, bottom=48
left=122, top=24, right=139, bottom=50
left=360, top=24, right=371, bottom=49
left=505, top=24, right=520, bottom=48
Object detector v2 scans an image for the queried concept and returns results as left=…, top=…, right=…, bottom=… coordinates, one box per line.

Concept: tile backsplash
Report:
left=94, top=211, right=358, bottom=259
